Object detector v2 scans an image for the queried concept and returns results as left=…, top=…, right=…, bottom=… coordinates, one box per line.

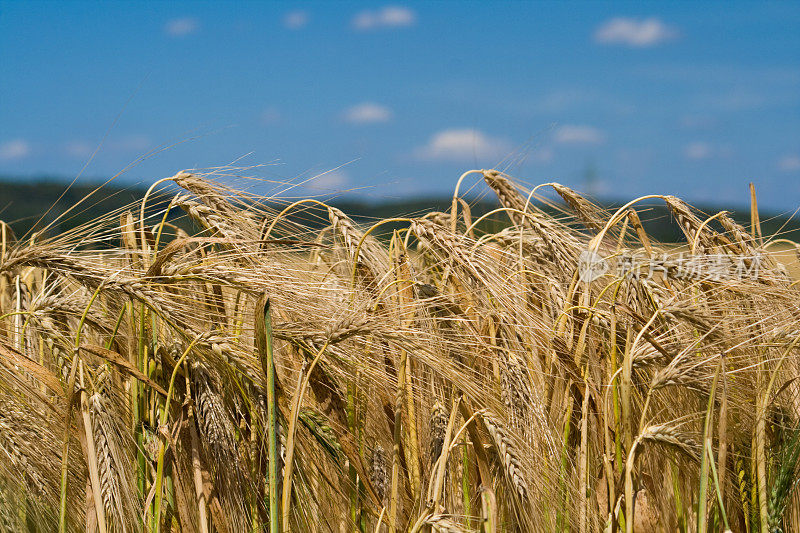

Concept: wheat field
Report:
left=0, top=168, right=798, bottom=532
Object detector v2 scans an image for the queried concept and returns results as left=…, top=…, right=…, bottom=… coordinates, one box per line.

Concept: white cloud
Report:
left=531, top=146, right=554, bottom=164
left=261, top=107, right=281, bottom=125
left=685, top=142, right=712, bottom=160
left=0, top=139, right=31, bottom=161
left=165, top=17, right=199, bottom=37
left=554, top=125, right=606, bottom=145
left=353, top=6, right=415, bottom=31
left=343, top=103, right=393, bottom=124
left=594, top=17, right=677, bottom=47
left=64, top=140, right=93, bottom=158
left=684, top=142, right=733, bottom=160
left=679, top=115, right=717, bottom=131
left=284, top=11, right=308, bottom=30
left=713, top=91, right=765, bottom=111
left=415, top=129, right=512, bottom=161
left=532, top=90, right=635, bottom=116
left=310, top=169, right=349, bottom=190
left=537, top=90, right=589, bottom=113
left=779, top=155, right=800, bottom=172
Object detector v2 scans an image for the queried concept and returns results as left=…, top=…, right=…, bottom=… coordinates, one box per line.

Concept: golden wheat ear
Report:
left=1, top=170, right=799, bottom=532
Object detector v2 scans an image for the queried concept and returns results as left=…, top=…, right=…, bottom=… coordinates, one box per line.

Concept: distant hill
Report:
left=0, top=179, right=152, bottom=238
left=1, top=177, right=798, bottom=244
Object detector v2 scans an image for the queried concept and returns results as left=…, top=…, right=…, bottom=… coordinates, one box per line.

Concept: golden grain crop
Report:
left=0, top=168, right=798, bottom=532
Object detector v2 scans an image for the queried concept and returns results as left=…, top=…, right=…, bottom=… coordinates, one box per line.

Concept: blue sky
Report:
left=1, top=1, right=799, bottom=210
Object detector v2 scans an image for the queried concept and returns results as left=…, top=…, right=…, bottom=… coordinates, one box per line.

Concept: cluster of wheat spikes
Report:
left=1, top=168, right=799, bottom=533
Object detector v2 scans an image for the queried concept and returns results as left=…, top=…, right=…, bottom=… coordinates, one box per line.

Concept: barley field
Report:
left=0, top=168, right=798, bottom=532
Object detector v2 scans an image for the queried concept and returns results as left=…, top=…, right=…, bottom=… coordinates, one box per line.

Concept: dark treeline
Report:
left=2, top=177, right=799, bottom=243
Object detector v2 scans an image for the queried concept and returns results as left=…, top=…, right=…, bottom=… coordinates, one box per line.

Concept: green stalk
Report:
left=266, top=302, right=279, bottom=533
left=58, top=281, right=106, bottom=533
left=105, top=305, right=127, bottom=350
left=756, top=337, right=798, bottom=532
left=251, top=396, right=261, bottom=533
left=347, top=382, right=359, bottom=532
left=579, top=385, right=590, bottom=533
left=558, top=389, right=572, bottom=532
left=153, top=340, right=198, bottom=533
left=255, top=295, right=280, bottom=533
left=388, top=346, right=406, bottom=533
left=706, top=442, right=731, bottom=531
left=281, top=340, right=329, bottom=531
left=698, top=360, right=722, bottom=533
left=611, top=318, right=623, bottom=477
left=137, top=301, right=148, bottom=500
left=58, top=353, right=81, bottom=533
left=671, top=464, right=686, bottom=532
